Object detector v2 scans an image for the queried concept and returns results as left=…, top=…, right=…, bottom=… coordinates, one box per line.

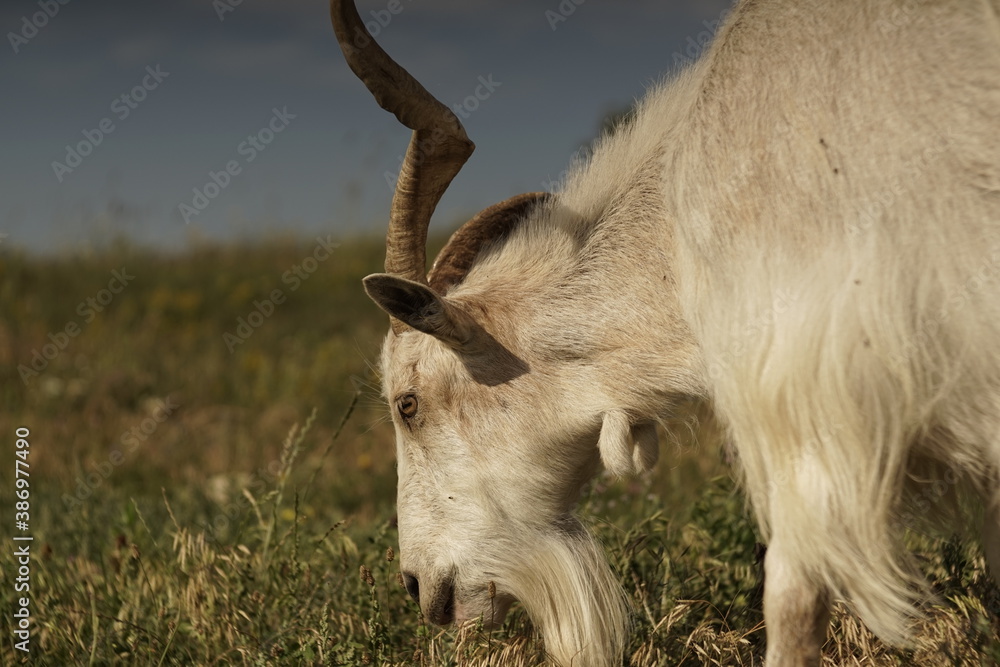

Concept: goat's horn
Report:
left=331, top=0, right=475, bottom=333
left=429, top=192, right=551, bottom=293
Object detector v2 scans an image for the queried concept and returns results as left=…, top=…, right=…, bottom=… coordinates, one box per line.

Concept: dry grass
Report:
left=1, top=239, right=998, bottom=665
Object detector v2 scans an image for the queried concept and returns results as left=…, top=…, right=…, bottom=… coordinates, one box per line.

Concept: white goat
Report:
left=332, top=0, right=1000, bottom=665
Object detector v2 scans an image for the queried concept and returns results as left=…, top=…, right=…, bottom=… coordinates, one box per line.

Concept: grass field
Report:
left=1, top=237, right=999, bottom=665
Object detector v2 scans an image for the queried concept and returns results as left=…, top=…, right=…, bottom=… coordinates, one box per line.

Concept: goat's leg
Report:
left=764, top=536, right=830, bottom=667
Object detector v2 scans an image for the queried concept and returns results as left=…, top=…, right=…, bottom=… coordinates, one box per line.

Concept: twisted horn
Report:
left=331, top=0, right=475, bottom=333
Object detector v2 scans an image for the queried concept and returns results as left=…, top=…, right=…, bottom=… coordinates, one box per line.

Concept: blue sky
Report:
left=2, top=0, right=730, bottom=253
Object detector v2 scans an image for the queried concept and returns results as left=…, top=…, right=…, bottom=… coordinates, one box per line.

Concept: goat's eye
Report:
left=397, top=394, right=418, bottom=420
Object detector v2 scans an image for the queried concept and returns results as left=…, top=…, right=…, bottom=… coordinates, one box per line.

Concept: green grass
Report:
left=1, top=238, right=998, bottom=665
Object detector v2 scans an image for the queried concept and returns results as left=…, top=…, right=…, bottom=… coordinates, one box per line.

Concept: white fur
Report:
left=375, top=1, right=1000, bottom=665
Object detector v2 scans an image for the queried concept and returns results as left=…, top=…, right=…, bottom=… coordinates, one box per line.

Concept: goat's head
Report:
left=332, top=1, right=641, bottom=660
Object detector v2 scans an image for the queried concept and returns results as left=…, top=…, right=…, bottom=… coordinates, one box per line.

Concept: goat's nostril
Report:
left=427, top=578, right=456, bottom=626
left=441, top=581, right=455, bottom=622
left=402, top=572, right=420, bottom=604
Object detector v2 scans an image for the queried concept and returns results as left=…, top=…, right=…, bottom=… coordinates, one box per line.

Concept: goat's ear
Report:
left=598, top=411, right=660, bottom=477
left=363, top=273, right=477, bottom=348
